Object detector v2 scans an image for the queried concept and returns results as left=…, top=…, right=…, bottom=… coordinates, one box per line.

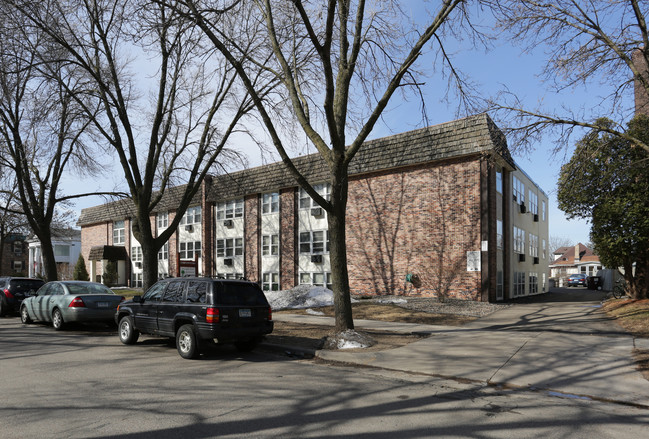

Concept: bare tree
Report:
left=491, top=0, right=649, bottom=156
left=173, top=0, right=475, bottom=332
left=8, top=0, right=266, bottom=290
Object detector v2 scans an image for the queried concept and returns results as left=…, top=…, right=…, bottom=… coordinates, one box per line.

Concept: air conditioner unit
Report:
left=135, top=262, right=142, bottom=269
left=184, top=225, right=193, bottom=232
left=533, top=213, right=539, bottom=222
left=311, top=254, right=323, bottom=263
left=223, top=219, right=233, bottom=227
left=519, top=253, right=526, bottom=262
left=310, top=207, right=323, bottom=217
left=533, top=257, right=539, bottom=265
left=519, top=203, right=527, bottom=214
left=223, top=258, right=233, bottom=266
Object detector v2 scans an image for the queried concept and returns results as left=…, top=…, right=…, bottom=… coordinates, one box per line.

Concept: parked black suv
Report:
left=0, top=277, right=46, bottom=317
left=115, top=277, right=273, bottom=359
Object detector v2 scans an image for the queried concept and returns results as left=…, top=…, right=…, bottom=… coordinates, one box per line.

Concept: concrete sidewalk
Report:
left=271, top=289, right=649, bottom=407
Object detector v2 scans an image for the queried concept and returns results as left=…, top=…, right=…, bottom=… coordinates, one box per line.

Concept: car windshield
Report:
left=216, top=283, right=268, bottom=306
left=66, top=283, right=114, bottom=295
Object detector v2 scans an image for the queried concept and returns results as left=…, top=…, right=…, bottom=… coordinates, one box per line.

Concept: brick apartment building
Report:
left=0, top=234, right=28, bottom=276
left=78, top=114, right=549, bottom=302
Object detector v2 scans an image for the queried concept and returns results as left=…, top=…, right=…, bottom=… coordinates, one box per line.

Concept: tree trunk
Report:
left=328, top=170, right=354, bottom=333
left=36, top=226, right=58, bottom=281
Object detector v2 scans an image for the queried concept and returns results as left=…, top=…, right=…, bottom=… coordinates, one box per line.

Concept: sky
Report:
left=60, top=4, right=627, bottom=250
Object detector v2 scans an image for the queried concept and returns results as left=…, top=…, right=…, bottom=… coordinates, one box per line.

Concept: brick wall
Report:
left=80, top=222, right=110, bottom=280
left=0, top=239, right=28, bottom=276
left=279, top=188, right=297, bottom=289
left=346, top=157, right=483, bottom=300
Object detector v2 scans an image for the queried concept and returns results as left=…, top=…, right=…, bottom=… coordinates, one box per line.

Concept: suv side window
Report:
left=186, top=281, right=208, bottom=303
left=143, top=282, right=166, bottom=302
left=162, top=281, right=185, bottom=303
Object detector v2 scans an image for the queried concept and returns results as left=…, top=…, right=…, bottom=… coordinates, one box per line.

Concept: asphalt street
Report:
left=1, top=316, right=648, bottom=438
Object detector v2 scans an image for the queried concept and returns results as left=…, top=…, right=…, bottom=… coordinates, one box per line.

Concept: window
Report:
left=12, top=261, right=23, bottom=271
left=157, top=212, right=168, bottom=229
left=143, top=282, right=166, bottom=301
left=131, top=273, right=142, bottom=288
left=131, top=246, right=142, bottom=262
left=262, top=234, right=279, bottom=256
left=216, top=238, right=243, bottom=257
left=262, top=192, right=279, bottom=214
left=514, top=272, right=526, bottom=297
left=163, top=281, right=185, bottom=302
left=542, top=200, right=547, bottom=221
left=180, top=206, right=202, bottom=225
left=13, top=242, right=23, bottom=255
left=529, top=273, right=538, bottom=295
left=299, top=231, right=329, bottom=254
left=496, top=271, right=503, bottom=301
left=514, top=227, right=525, bottom=254
left=528, top=191, right=538, bottom=215
left=54, top=245, right=70, bottom=257
left=497, top=220, right=503, bottom=250
left=299, top=272, right=332, bottom=290
left=529, top=234, right=538, bottom=257
left=496, top=170, right=502, bottom=194
left=113, top=220, right=125, bottom=245
left=179, top=241, right=202, bottom=259
left=216, top=199, right=244, bottom=220
left=542, top=239, right=547, bottom=259
left=262, top=272, right=280, bottom=291
left=512, top=176, right=525, bottom=204
left=299, top=184, right=331, bottom=209
left=224, top=273, right=243, bottom=279
left=186, top=281, right=207, bottom=303
left=158, top=242, right=169, bottom=260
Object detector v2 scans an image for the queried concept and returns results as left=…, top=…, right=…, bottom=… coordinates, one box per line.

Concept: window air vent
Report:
left=519, top=253, right=526, bottom=262
left=310, top=207, right=323, bottom=217
left=224, top=258, right=233, bottom=266
left=223, top=219, right=233, bottom=227
left=311, top=254, right=323, bottom=263
left=184, top=225, right=193, bottom=232
left=519, top=203, right=527, bottom=214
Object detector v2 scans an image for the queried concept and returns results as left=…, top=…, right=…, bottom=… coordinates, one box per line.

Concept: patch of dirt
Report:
left=265, top=321, right=426, bottom=352
left=601, top=299, right=649, bottom=378
left=634, top=349, right=649, bottom=381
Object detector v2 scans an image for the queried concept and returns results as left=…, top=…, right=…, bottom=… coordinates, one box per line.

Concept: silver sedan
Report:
left=20, top=281, right=124, bottom=330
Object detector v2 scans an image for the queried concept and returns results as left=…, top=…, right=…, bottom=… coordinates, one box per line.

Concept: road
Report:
left=1, top=316, right=647, bottom=438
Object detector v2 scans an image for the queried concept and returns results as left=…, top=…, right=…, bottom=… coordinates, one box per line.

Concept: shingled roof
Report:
left=79, top=113, right=513, bottom=226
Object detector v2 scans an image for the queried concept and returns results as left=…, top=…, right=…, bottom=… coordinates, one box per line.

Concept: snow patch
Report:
left=264, top=285, right=334, bottom=310
left=324, top=330, right=376, bottom=350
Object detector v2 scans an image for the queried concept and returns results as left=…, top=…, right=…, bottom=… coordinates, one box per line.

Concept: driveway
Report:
left=315, top=288, right=649, bottom=407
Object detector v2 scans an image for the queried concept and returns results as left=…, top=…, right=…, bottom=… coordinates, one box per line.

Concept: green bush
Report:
left=73, top=255, right=90, bottom=281
left=103, top=260, right=118, bottom=286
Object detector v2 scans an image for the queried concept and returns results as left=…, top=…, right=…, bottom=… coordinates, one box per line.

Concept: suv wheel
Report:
left=52, top=309, right=64, bottom=331
left=119, top=316, right=139, bottom=345
left=20, top=306, right=32, bottom=324
left=176, top=324, right=199, bottom=359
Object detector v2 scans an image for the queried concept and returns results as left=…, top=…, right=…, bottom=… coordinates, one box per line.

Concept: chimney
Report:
left=574, top=244, right=581, bottom=263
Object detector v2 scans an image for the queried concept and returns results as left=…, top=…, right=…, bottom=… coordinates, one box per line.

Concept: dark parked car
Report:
left=0, top=277, right=45, bottom=317
left=567, top=273, right=588, bottom=287
left=20, top=281, right=124, bottom=330
left=116, top=277, right=273, bottom=359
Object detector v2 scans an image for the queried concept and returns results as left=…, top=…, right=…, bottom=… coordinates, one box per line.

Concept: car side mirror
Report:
left=133, top=295, right=143, bottom=303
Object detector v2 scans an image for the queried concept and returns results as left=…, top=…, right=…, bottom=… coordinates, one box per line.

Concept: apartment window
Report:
left=131, top=246, right=142, bottom=262
left=529, top=234, right=538, bottom=257
left=216, top=238, right=243, bottom=257
left=542, top=200, right=547, bottom=221
left=180, top=206, right=202, bottom=225
left=514, top=272, right=526, bottom=297
left=224, top=273, right=243, bottom=279
left=157, top=212, right=168, bottom=229
left=216, top=199, right=244, bottom=220
left=179, top=241, right=202, bottom=259
left=542, top=239, right=547, bottom=259
left=131, top=272, right=143, bottom=288
left=528, top=191, right=538, bottom=215
left=113, top=220, right=125, bottom=245
left=299, top=231, right=329, bottom=254
left=262, top=192, right=279, bottom=214
left=262, top=272, right=280, bottom=291
left=299, top=184, right=331, bottom=209
left=54, top=245, right=70, bottom=257
left=512, top=176, right=525, bottom=204
left=513, top=227, right=525, bottom=254
left=497, top=220, right=503, bottom=250
left=529, top=272, right=538, bottom=295
left=496, top=170, right=502, bottom=194
left=300, top=272, right=332, bottom=290
left=13, top=242, right=23, bottom=255
left=262, top=234, right=279, bottom=256
left=12, top=261, right=23, bottom=271
left=158, top=242, right=169, bottom=261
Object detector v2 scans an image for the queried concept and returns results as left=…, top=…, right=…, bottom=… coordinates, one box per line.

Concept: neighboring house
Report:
left=28, top=229, right=82, bottom=280
left=0, top=234, right=29, bottom=276
left=77, top=114, right=550, bottom=302
left=549, top=243, right=604, bottom=282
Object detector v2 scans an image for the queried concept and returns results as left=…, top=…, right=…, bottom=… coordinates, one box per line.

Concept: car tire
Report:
left=0, top=298, right=7, bottom=317
left=235, top=337, right=261, bottom=352
left=176, top=324, right=200, bottom=359
left=20, top=306, right=32, bottom=324
left=118, top=316, right=139, bottom=345
left=52, top=308, right=64, bottom=331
